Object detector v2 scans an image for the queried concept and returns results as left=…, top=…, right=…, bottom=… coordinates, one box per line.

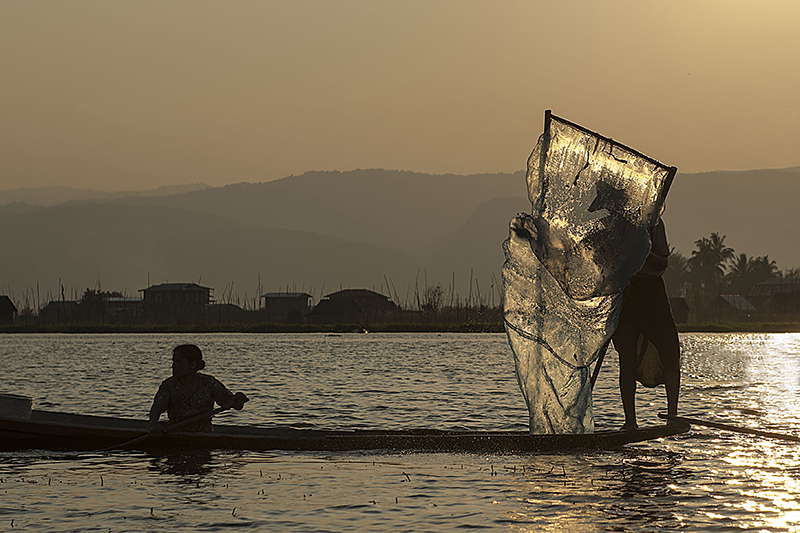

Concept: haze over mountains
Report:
left=0, top=183, right=210, bottom=208
left=2, top=168, right=799, bottom=308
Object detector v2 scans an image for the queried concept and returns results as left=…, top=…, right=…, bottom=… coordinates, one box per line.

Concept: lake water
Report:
left=1, top=332, right=800, bottom=531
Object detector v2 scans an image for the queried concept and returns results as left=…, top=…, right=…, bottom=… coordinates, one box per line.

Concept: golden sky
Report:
left=2, top=1, right=799, bottom=191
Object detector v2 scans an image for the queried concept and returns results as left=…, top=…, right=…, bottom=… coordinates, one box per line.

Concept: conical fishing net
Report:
left=502, top=112, right=675, bottom=434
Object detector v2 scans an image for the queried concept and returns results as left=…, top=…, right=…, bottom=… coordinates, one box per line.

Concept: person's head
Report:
left=172, top=344, right=206, bottom=377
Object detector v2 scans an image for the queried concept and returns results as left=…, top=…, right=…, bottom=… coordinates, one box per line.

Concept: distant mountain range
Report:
left=0, top=183, right=210, bottom=208
left=2, top=167, right=799, bottom=308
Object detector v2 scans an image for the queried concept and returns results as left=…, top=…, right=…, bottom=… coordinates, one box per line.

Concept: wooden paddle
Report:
left=659, top=413, right=800, bottom=444
left=97, top=397, right=249, bottom=452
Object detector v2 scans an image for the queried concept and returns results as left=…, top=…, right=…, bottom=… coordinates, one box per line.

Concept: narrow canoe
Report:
left=0, top=409, right=689, bottom=454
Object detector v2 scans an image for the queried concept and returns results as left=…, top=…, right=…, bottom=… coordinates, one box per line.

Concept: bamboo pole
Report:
left=659, top=414, right=800, bottom=443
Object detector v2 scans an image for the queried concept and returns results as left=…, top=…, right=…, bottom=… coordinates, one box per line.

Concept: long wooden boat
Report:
left=0, top=409, right=688, bottom=454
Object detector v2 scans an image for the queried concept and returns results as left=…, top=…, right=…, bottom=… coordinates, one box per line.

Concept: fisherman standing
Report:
left=613, top=218, right=681, bottom=430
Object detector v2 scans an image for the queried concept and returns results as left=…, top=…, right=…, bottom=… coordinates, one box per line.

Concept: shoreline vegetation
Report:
left=3, top=322, right=800, bottom=334
left=3, top=235, right=799, bottom=333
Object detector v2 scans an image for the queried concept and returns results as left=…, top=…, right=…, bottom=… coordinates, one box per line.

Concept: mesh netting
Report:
left=502, top=113, right=674, bottom=434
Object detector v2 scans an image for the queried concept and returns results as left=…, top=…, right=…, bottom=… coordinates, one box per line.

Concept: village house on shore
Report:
left=0, top=296, right=17, bottom=325
left=5, top=275, right=800, bottom=327
left=9, top=283, right=407, bottom=326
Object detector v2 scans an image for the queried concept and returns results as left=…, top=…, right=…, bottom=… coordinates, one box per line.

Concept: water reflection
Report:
left=4, top=333, right=800, bottom=531
left=680, top=334, right=800, bottom=431
left=148, top=450, right=215, bottom=479
left=605, top=452, right=686, bottom=530
left=504, top=450, right=686, bottom=531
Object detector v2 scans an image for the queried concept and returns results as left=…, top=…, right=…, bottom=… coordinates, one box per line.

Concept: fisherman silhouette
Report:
left=149, top=344, right=248, bottom=436
left=612, top=218, right=681, bottom=430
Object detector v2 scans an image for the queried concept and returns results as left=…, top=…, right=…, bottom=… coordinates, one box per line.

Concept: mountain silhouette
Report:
left=0, top=202, right=417, bottom=306
left=2, top=167, right=800, bottom=308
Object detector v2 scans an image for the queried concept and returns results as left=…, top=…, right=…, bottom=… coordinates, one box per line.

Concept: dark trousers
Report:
left=613, top=275, right=680, bottom=425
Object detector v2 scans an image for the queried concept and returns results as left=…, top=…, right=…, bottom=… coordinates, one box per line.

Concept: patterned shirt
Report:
left=150, top=373, right=235, bottom=433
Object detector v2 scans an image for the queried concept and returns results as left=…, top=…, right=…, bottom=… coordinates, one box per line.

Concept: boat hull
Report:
left=0, top=410, right=688, bottom=453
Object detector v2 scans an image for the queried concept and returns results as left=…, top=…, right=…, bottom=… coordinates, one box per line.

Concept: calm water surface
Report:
left=1, top=332, right=800, bottom=531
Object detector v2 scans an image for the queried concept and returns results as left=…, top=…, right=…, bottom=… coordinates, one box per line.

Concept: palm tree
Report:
left=663, top=248, right=690, bottom=297
left=689, top=232, right=734, bottom=291
left=688, top=233, right=735, bottom=321
left=707, top=233, right=735, bottom=273
left=728, top=253, right=753, bottom=274
left=726, top=253, right=755, bottom=295
left=724, top=253, right=779, bottom=296
left=752, top=255, right=779, bottom=278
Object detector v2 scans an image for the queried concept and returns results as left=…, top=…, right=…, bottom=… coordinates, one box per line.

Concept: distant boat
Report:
left=0, top=408, right=688, bottom=453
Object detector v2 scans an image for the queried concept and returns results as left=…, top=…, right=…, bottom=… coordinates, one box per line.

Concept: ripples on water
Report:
left=1, top=332, right=800, bottom=531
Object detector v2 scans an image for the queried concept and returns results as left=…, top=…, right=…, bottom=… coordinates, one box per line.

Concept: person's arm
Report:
left=148, top=382, right=169, bottom=436
left=213, top=378, right=249, bottom=410
left=639, top=219, right=669, bottom=276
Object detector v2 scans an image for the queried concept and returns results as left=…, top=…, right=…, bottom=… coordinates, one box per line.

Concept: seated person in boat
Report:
left=613, top=218, right=681, bottom=430
left=148, top=344, right=248, bottom=436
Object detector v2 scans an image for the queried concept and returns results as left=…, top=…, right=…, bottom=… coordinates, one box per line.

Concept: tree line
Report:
left=664, top=232, right=799, bottom=322
left=5, top=231, right=799, bottom=328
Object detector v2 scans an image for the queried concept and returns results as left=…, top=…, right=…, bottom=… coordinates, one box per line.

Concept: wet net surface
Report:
left=503, top=112, right=674, bottom=434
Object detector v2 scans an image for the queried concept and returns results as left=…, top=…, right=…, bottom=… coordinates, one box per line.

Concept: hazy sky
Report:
left=2, top=1, right=799, bottom=191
